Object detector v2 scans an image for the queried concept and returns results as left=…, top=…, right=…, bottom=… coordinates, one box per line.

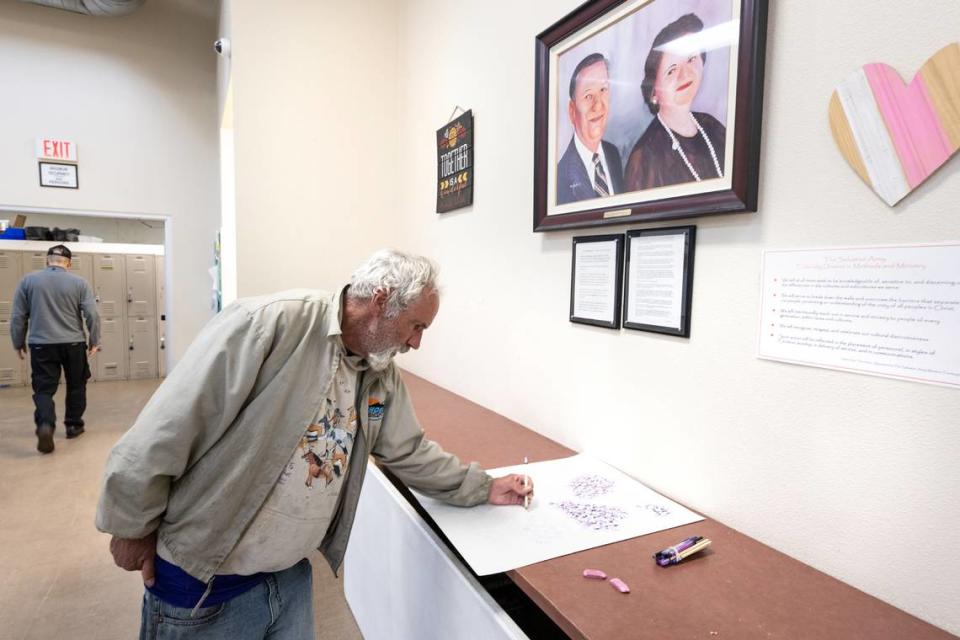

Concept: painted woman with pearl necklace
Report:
left=623, top=13, right=726, bottom=192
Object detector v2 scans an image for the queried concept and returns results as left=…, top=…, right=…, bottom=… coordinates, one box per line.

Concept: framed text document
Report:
left=758, top=243, right=960, bottom=388
left=570, top=234, right=624, bottom=329
left=623, top=226, right=696, bottom=336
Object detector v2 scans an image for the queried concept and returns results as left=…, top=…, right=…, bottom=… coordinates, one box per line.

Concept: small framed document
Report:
left=38, top=162, right=78, bottom=189
left=570, top=234, right=624, bottom=329
left=623, top=226, right=696, bottom=337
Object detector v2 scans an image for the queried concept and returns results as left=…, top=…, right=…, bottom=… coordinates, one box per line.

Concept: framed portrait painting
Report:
left=534, top=0, right=768, bottom=231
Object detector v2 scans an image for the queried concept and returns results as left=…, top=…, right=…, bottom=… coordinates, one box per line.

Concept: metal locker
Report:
left=21, top=251, right=47, bottom=274
left=0, top=250, right=22, bottom=316
left=1, top=251, right=25, bottom=386
left=68, top=252, right=93, bottom=285
left=15, top=250, right=35, bottom=384
left=125, top=254, right=156, bottom=318
left=156, top=255, right=166, bottom=377
left=0, top=317, right=25, bottom=386
left=93, top=254, right=126, bottom=318
left=128, top=316, right=158, bottom=379
left=92, top=316, right=127, bottom=381
left=19, top=249, right=47, bottom=381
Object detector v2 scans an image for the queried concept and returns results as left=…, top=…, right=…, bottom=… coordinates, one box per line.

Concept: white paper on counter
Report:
left=412, top=454, right=703, bottom=576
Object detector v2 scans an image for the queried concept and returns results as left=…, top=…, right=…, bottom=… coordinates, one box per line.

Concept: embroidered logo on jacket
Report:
left=368, top=398, right=385, bottom=420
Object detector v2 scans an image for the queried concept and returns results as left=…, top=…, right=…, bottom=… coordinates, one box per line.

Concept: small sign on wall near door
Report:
left=39, top=162, right=78, bottom=189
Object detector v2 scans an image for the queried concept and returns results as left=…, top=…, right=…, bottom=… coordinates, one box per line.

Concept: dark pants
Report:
left=29, top=343, right=91, bottom=429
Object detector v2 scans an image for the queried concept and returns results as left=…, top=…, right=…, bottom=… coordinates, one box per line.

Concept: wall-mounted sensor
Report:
left=214, top=38, right=231, bottom=58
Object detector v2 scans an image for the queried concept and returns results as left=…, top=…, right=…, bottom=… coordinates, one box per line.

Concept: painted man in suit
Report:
left=557, top=53, right=625, bottom=205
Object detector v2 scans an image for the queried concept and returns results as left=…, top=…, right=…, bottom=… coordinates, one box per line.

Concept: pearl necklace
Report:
left=657, top=113, right=723, bottom=182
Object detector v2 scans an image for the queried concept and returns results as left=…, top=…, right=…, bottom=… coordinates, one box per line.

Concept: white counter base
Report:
left=344, top=464, right=528, bottom=640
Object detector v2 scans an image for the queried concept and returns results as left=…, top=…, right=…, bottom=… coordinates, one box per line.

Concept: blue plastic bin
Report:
left=0, top=228, right=26, bottom=240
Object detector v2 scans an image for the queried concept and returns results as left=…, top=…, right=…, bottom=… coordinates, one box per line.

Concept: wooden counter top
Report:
left=400, top=371, right=955, bottom=640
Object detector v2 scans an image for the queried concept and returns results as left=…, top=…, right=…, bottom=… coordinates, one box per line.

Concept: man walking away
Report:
left=10, top=244, right=101, bottom=453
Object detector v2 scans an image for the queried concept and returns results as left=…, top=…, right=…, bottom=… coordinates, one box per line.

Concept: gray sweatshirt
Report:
left=10, top=266, right=100, bottom=349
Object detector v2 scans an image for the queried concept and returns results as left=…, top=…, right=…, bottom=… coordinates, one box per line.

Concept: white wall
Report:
left=391, top=0, right=960, bottom=635
left=225, top=0, right=959, bottom=633
left=216, top=0, right=238, bottom=307
left=0, top=0, right=220, bottom=365
left=216, top=0, right=233, bottom=125
left=228, top=0, right=400, bottom=296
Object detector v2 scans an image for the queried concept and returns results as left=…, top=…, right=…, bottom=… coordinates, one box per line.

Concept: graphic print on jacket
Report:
left=299, top=404, right=356, bottom=488
left=217, top=355, right=364, bottom=575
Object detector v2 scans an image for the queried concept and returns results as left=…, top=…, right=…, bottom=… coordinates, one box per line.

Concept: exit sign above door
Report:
left=36, top=137, right=78, bottom=162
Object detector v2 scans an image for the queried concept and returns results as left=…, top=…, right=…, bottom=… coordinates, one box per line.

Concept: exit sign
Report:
left=36, top=138, right=77, bottom=162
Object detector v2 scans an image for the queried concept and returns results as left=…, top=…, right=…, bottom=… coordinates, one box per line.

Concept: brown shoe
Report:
left=36, top=424, right=55, bottom=454
left=66, top=425, right=85, bottom=439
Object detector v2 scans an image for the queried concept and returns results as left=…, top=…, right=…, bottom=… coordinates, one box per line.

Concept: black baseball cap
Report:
left=47, top=244, right=72, bottom=259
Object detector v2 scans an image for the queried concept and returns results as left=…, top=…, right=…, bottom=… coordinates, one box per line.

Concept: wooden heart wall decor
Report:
left=829, top=43, right=960, bottom=206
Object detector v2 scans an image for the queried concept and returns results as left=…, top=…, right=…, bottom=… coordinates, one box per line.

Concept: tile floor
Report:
left=0, top=378, right=363, bottom=640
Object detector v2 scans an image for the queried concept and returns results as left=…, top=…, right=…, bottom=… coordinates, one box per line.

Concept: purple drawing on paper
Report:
left=644, top=503, right=671, bottom=517
left=569, top=474, right=615, bottom=499
left=554, top=501, right=628, bottom=530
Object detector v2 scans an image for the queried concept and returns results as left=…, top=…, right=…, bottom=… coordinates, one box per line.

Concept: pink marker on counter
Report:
left=582, top=569, right=607, bottom=580
left=609, top=578, right=630, bottom=593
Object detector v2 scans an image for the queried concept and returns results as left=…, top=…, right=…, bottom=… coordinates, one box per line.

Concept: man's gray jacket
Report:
left=95, top=289, right=491, bottom=583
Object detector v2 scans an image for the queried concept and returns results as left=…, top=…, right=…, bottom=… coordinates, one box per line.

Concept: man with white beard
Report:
left=96, top=249, right=533, bottom=639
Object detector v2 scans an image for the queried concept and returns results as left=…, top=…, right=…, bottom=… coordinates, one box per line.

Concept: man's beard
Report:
left=362, top=318, right=410, bottom=371
left=365, top=344, right=410, bottom=371
left=365, top=347, right=397, bottom=371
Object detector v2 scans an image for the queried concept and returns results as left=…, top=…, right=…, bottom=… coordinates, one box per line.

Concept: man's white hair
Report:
left=349, top=249, right=439, bottom=317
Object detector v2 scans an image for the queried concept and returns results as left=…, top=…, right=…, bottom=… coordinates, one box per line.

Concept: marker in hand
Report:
left=523, top=456, right=530, bottom=510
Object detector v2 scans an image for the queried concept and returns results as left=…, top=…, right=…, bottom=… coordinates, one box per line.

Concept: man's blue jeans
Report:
left=139, top=558, right=314, bottom=639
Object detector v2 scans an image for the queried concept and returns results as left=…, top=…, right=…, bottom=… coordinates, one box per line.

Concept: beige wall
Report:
left=227, top=0, right=960, bottom=633
left=0, top=0, right=220, bottom=365
left=229, top=0, right=400, bottom=296
left=391, top=0, right=960, bottom=635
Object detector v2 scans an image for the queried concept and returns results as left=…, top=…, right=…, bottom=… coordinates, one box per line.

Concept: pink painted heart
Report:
left=828, top=43, right=960, bottom=206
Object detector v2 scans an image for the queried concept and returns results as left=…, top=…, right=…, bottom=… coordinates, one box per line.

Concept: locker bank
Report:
left=0, top=241, right=166, bottom=386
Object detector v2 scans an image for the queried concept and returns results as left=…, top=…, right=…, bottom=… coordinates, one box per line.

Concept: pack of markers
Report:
left=654, top=535, right=711, bottom=567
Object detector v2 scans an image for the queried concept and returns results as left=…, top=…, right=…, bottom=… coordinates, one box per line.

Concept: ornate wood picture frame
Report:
left=534, top=0, right=768, bottom=231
